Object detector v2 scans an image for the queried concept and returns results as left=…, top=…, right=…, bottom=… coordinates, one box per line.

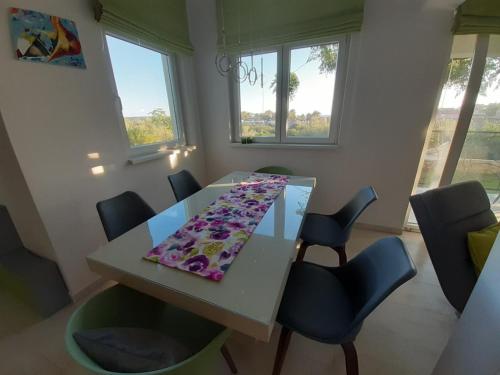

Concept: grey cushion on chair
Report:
left=74, top=327, right=193, bottom=373
left=410, top=181, right=497, bottom=312
left=0, top=205, right=71, bottom=317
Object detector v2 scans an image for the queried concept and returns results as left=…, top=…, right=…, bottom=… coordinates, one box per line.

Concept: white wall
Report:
left=0, top=0, right=207, bottom=296
left=187, top=0, right=460, bottom=231
left=0, top=111, right=55, bottom=260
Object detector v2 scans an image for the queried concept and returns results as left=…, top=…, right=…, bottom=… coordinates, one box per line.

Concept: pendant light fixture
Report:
left=215, top=0, right=258, bottom=86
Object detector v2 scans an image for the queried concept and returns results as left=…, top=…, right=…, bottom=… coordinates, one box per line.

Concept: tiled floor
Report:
left=0, top=229, right=456, bottom=375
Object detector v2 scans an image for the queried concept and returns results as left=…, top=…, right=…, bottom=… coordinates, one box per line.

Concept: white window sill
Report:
left=230, top=142, right=340, bottom=150
left=128, top=145, right=197, bottom=165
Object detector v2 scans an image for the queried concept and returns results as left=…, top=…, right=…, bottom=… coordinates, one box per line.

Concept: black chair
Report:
left=410, top=181, right=497, bottom=312
left=297, top=186, right=378, bottom=265
left=168, top=170, right=202, bottom=202
left=96, top=191, right=156, bottom=241
left=95, top=191, right=238, bottom=373
left=273, top=237, right=417, bottom=375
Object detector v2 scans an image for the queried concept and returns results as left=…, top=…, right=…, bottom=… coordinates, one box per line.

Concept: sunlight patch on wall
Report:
left=169, top=153, right=178, bottom=169
left=91, top=165, right=105, bottom=175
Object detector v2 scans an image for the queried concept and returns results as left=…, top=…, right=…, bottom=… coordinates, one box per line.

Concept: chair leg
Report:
left=341, top=342, right=359, bottom=375
left=334, top=245, right=347, bottom=266
left=296, top=241, right=309, bottom=262
left=221, top=344, right=238, bottom=374
left=272, top=327, right=292, bottom=375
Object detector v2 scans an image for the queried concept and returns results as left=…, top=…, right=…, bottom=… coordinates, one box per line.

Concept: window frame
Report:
left=229, top=35, right=349, bottom=145
left=102, top=30, right=186, bottom=157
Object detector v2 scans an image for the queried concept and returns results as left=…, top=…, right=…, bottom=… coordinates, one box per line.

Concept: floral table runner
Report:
left=144, top=173, right=288, bottom=281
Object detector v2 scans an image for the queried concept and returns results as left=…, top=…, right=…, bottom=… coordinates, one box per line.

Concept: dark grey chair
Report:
left=96, top=191, right=156, bottom=241
left=273, top=237, right=416, bottom=375
left=95, top=192, right=238, bottom=373
left=410, top=181, right=497, bottom=312
left=168, top=170, right=202, bottom=202
left=0, top=205, right=71, bottom=317
left=297, top=186, right=378, bottom=265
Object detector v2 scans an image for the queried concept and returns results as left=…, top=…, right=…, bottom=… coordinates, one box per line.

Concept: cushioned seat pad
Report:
left=0, top=248, right=60, bottom=283
left=300, top=213, right=347, bottom=247
left=74, top=327, right=193, bottom=373
left=277, top=262, right=358, bottom=343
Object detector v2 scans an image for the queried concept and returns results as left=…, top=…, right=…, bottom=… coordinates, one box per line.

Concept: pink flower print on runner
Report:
left=144, top=173, right=288, bottom=280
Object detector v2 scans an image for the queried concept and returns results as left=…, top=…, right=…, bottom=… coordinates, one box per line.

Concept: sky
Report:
left=106, top=35, right=171, bottom=117
left=107, top=34, right=499, bottom=117
left=239, top=46, right=337, bottom=115
left=107, top=35, right=337, bottom=118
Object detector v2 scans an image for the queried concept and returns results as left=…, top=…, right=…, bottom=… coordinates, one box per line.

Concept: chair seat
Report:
left=300, top=213, right=347, bottom=247
left=0, top=247, right=62, bottom=284
left=0, top=247, right=71, bottom=317
left=277, top=262, right=359, bottom=344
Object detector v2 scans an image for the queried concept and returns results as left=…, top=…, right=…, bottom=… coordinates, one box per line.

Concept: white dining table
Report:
left=87, top=171, right=316, bottom=341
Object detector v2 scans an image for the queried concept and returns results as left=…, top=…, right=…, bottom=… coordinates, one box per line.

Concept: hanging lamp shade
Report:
left=95, top=0, right=193, bottom=54
left=216, top=0, right=365, bottom=53
left=454, top=0, right=500, bottom=35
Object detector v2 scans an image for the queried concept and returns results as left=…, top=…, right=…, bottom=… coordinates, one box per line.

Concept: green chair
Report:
left=65, top=285, right=233, bottom=375
left=255, top=166, right=294, bottom=175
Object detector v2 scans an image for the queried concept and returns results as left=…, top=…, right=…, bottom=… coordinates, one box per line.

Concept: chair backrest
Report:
left=65, top=285, right=230, bottom=375
left=168, top=170, right=202, bottom=202
left=96, top=191, right=156, bottom=242
left=254, top=166, right=294, bottom=176
left=333, top=186, right=378, bottom=231
left=336, top=237, right=417, bottom=330
left=0, top=205, right=23, bottom=256
left=410, top=181, right=497, bottom=312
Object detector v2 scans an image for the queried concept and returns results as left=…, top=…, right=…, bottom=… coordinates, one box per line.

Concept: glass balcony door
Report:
left=407, top=35, right=500, bottom=228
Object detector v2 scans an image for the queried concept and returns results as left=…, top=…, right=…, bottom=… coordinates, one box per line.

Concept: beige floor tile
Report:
left=0, top=229, right=456, bottom=375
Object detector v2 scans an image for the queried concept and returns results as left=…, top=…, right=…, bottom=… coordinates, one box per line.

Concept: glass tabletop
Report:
left=87, top=171, right=316, bottom=340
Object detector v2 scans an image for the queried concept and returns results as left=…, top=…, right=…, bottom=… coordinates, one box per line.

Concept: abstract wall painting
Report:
left=9, top=8, right=86, bottom=69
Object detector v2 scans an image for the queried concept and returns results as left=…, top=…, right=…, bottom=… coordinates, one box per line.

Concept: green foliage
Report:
left=270, top=72, right=300, bottom=99
left=287, top=110, right=329, bottom=137
left=125, top=109, right=174, bottom=147
left=484, top=57, right=500, bottom=91
left=241, top=123, right=275, bottom=137
left=418, top=103, right=500, bottom=193
left=307, top=44, right=338, bottom=75
left=446, top=57, right=500, bottom=94
left=446, top=58, right=472, bottom=91
left=241, top=110, right=330, bottom=138
left=241, top=136, right=254, bottom=144
left=268, top=44, right=337, bottom=98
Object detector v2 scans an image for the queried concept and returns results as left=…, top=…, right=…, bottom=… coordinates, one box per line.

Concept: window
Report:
left=239, top=51, right=278, bottom=140
left=230, top=37, right=348, bottom=145
left=407, top=34, right=500, bottom=228
left=105, top=34, right=184, bottom=155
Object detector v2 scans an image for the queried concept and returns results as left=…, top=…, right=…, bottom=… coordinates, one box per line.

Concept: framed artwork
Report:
left=9, top=7, right=86, bottom=69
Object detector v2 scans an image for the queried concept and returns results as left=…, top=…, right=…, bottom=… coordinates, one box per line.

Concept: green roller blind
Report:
left=95, top=0, right=193, bottom=54
left=454, top=0, right=500, bottom=35
left=216, top=0, right=364, bottom=52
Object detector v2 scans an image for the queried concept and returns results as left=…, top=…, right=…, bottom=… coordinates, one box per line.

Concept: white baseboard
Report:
left=354, top=222, right=403, bottom=235
left=71, top=277, right=114, bottom=303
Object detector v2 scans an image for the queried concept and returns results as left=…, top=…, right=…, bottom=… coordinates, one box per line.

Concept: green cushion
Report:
left=467, top=222, right=500, bottom=275
left=255, top=166, right=294, bottom=176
